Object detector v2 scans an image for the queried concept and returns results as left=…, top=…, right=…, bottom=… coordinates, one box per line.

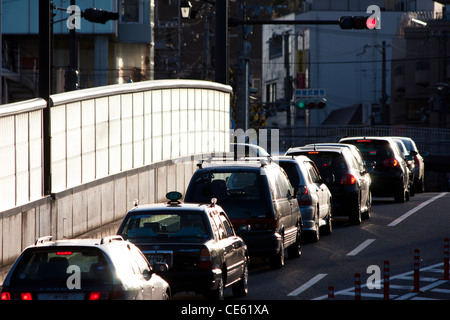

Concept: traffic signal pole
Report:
left=39, top=0, right=52, bottom=196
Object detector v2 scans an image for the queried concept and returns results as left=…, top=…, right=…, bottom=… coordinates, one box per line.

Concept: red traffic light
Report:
left=339, top=16, right=373, bottom=30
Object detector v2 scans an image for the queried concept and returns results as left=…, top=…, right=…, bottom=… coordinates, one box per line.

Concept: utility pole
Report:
left=66, top=0, right=79, bottom=91
left=284, top=32, right=292, bottom=127
left=380, top=41, right=388, bottom=125
left=234, top=1, right=250, bottom=131
left=39, top=0, right=52, bottom=195
left=215, top=0, right=229, bottom=85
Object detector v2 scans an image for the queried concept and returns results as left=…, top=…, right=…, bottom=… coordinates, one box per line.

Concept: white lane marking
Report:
left=346, top=239, right=376, bottom=256
left=287, top=273, right=327, bottom=296
left=388, top=192, right=448, bottom=227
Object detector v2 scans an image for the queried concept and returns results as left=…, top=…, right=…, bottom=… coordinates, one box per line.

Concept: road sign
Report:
left=296, top=88, right=326, bottom=98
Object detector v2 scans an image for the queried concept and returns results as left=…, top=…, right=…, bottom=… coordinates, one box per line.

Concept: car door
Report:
left=210, top=211, right=238, bottom=285
left=347, top=151, right=370, bottom=211
left=219, top=212, right=246, bottom=284
left=305, top=161, right=327, bottom=220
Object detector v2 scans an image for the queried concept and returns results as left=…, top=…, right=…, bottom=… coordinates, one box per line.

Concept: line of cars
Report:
left=1, top=136, right=426, bottom=301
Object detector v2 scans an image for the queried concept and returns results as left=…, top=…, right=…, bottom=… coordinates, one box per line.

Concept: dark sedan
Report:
left=117, top=192, right=249, bottom=300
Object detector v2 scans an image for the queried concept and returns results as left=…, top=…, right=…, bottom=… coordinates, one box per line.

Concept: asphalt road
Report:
left=230, top=191, right=450, bottom=301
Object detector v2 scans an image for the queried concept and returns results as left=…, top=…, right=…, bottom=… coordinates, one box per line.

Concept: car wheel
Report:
left=208, top=274, right=224, bottom=300
left=270, top=242, right=285, bottom=269
left=362, top=192, right=371, bottom=220
left=349, top=194, right=361, bottom=225
left=395, top=187, right=406, bottom=203
left=416, top=177, right=424, bottom=193
left=232, top=259, right=249, bottom=297
left=321, top=204, right=332, bottom=235
left=307, top=213, right=320, bottom=243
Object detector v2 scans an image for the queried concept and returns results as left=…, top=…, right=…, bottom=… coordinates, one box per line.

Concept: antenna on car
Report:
left=35, top=236, right=53, bottom=245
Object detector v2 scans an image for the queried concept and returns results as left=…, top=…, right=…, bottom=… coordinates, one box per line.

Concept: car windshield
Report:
left=10, top=247, right=112, bottom=287
left=398, top=138, right=418, bottom=153
left=120, top=211, right=211, bottom=243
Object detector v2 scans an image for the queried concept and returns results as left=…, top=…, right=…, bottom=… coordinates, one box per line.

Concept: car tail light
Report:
left=198, top=248, right=212, bottom=270
left=89, top=292, right=102, bottom=300
left=258, top=218, right=278, bottom=231
left=383, top=158, right=399, bottom=168
left=1, top=292, right=11, bottom=300
left=297, top=186, right=312, bottom=205
left=340, top=173, right=356, bottom=185
left=20, top=292, right=33, bottom=300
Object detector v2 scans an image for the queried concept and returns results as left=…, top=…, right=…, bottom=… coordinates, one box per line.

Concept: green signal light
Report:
left=296, top=100, right=306, bottom=109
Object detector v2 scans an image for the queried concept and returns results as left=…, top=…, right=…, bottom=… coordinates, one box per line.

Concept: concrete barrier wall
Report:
left=50, top=79, right=231, bottom=193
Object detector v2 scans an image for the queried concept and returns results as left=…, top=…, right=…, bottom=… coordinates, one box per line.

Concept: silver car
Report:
left=1, top=236, right=171, bottom=300
left=276, top=155, right=332, bottom=242
left=387, top=136, right=427, bottom=193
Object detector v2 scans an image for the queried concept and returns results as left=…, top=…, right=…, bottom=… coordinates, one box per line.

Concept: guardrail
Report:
left=268, top=125, right=450, bottom=156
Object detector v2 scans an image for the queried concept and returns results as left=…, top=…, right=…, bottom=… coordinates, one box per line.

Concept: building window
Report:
left=269, top=35, right=283, bottom=60
left=122, top=0, right=143, bottom=23
left=266, top=83, right=277, bottom=103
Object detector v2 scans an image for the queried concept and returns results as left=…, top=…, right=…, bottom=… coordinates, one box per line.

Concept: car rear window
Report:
left=185, top=170, right=271, bottom=219
left=120, top=211, right=211, bottom=243
left=298, top=152, right=348, bottom=177
left=278, top=161, right=306, bottom=187
left=345, top=140, right=393, bottom=162
left=10, top=247, right=111, bottom=287
left=187, top=171, right=263, bottom=202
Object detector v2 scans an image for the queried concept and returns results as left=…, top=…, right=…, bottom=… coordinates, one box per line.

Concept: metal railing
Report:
left=268, top=125, right=450, bottom=156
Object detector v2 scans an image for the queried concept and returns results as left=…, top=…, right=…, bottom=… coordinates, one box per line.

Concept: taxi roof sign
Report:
left=166, top=191, right=182, bottom=203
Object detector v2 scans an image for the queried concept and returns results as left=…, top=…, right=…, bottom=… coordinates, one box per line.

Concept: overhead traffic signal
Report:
left=83, top=8, right=119, bottom=24
left=295, top=98, right=326, bottom=110
left=339, top=16, right=379, bottom=30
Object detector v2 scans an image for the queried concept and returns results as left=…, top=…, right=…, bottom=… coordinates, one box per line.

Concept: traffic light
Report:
left=83, top=8, right=119, bottom=24
left=296, top=99, right=306, bottom=109
left=339, top=16, right=374, bottom=30
left=295, top=99, right=326, bottom=110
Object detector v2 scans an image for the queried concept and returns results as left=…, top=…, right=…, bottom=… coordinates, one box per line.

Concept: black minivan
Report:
left=184, top=159, right=302, bottom=269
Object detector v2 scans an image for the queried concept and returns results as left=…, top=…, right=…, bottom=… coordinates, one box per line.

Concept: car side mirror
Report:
left=325, top=174, right=335, bottom=184
left=143, top=268, right=152, bottom=280
left=152, top=263, right=169, bottom=275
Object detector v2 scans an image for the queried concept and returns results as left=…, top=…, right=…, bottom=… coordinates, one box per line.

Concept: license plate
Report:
left=145, top=251, right=173, bottom=269
left=37, top=292, right=85, bottom=300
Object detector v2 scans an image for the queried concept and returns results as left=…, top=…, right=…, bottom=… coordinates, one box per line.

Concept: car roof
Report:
left=25, top=236, right=129, bottom=252
left=286, top=145, right=347, bottom=155
left=197, top=158, right=276, bottom=170
left=340, top=136, right=395, bottom=142
left=128, top=202, right=218, bottom=214
left=274, top=155, right=312, bottom=162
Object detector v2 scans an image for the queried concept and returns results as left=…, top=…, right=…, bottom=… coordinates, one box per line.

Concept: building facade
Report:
left=2, top=0, right=154, bottom=103
left=390, top=6, right=450, bottom=128
left=262, top=0, right=443, bottom=127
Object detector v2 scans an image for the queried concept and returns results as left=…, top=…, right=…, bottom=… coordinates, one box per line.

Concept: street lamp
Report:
left=180, top=1, right=192, bottom=19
